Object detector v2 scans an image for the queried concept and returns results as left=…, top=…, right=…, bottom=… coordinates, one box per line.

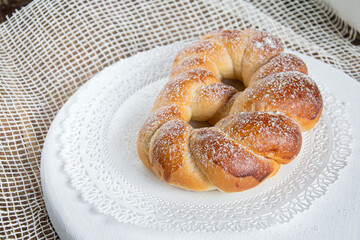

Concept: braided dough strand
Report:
left=137, top=29, right=323, bottom=192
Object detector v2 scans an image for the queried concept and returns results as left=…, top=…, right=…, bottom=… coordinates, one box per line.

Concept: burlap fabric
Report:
left=0, top=0, right=359, bottom=239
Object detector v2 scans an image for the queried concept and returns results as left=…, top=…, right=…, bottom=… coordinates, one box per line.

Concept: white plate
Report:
left=41, top=43, right=360, bottom=239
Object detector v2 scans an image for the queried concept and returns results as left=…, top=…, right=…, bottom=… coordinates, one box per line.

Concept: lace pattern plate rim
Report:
left=41, top=42, right=355, bottom=238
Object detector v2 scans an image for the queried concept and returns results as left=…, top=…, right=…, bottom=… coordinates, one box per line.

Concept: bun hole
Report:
left=189, top=120, right=213, bottom=129
left=222, top=78, right=245, bottom=91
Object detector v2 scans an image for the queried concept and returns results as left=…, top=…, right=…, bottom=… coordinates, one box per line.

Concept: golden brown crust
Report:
left=250, top=53, right=308, bottom=84
left=150, top=120, right=190, bottom=178
left=153, top=69, right=220, bottom=111
left=215, top=112, right=302, bottom=164
left=190, top=128, right=278, bottom=192
left=230, top=71, right=323, bottom=131
left=208, top=92, right=241, bottom=125
left=170, top=57, right=220, bottom=80
left=202, top=29, right=248, bottom=80
left=137, top=29, right=323, bottom=192
left=137, top=105, right=191, bottom=169
left=150, top=120, right=212, bottom=191
left=173, top=39, right=234, bottom=79
left=241, top=29, right=284, bottom=86
left=190, top=83, right=238, bottom=121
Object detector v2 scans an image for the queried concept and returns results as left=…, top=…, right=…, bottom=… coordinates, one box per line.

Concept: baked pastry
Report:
left=137, top=29, right=323, bottom=192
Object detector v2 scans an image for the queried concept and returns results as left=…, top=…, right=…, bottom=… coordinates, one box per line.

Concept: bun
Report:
left=137, top=29, right=323, bottom=192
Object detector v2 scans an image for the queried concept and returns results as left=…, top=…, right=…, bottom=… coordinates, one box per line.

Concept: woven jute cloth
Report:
left=0, top=0, right=359, bottom=239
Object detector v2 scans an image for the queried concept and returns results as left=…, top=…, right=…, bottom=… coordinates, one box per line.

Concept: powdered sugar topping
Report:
left=139, top=29, right=322, bottom=191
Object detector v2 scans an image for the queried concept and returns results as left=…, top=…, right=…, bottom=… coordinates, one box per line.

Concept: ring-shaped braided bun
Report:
left=137, top=29, right=323, bottom=192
